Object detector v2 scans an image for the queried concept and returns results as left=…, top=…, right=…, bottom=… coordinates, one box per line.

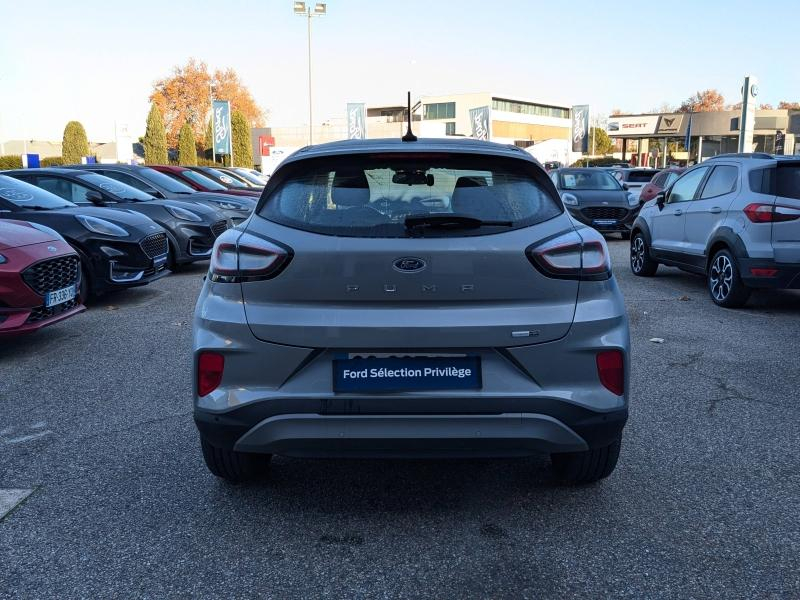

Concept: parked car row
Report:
left=0, top=163, right=262, bottom=337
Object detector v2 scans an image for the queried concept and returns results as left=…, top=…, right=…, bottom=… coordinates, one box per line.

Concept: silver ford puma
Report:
left=193, top=138, right=630, bottom=484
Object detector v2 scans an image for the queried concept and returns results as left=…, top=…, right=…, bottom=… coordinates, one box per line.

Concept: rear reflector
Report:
left=750, top=268, right=778, bottom=277
left=197, top=352, right=224, bottom=396
left=596, top=350, right=624, bottom=396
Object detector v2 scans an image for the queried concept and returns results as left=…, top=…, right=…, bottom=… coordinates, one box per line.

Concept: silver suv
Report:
left=193, top=138, right=630, bottom=484
left=630, top=153, right=800, bottom=307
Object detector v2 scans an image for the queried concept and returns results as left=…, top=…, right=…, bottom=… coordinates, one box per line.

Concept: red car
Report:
left=150, top=165, right=260, bottom=198
left=638, top=167, right=686, bottom=203
left=0, top=220, right=85, bottom=336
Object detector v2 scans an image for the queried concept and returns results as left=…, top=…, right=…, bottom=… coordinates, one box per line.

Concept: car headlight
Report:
left=28, top=222, right=65, bottom=240
left=627, top=192, right=640, bottom=207
left=0, top=254, right=6, bottom=264
left=166, top=206, right=203, bottom=222
left=561, top=193, right=579, bottom=206
left=75, top=215, right=129, bottom=237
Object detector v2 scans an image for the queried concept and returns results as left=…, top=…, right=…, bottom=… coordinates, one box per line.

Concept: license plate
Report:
left=593, top=219, right=618, bottom=226
left=45, top=285, right=76, bottom=307
left=333, top=356, right=482, bottom=393
left=154, top=254, right=167, bottom=269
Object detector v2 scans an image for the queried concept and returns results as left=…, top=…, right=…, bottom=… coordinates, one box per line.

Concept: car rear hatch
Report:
left=237, top=152, right=580, bottom=349
left=771, top=160, right=800, bottom=263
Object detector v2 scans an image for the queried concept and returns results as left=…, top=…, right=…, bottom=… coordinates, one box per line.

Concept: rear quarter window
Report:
left=259, top=155, right=562, bottom=237
left=776, top=164, right=800, bottom=200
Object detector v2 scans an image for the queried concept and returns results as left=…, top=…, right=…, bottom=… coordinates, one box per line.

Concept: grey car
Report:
left=193, top=138, right=630, bottom=484
left=550, top=168, right=641, bottom=238
left=630, top=153, right=800, bottom=307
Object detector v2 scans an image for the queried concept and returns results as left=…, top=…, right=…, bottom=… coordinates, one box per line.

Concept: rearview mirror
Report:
left=622, top=183, right=629, bottom=191
left=392, top=170, right=434, bottom=186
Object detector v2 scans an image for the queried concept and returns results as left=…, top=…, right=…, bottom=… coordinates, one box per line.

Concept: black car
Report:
left=187, top=166, right=263, bottom=192
left=65, top=164, right=254, bottom=224
left=550, top=168, right=640, bottom=238
left=0, top=175, right=169, bottom=299
left=5, top=168, right=231, bottom=269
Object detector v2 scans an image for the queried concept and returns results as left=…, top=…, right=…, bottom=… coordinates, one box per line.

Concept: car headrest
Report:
left=331, top=171, right=370, bottom=207
left=451, top=176, right=508, bottom=220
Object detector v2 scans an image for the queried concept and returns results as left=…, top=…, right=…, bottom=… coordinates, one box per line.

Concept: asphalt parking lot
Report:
left=1, top=239, right=799, bottom=599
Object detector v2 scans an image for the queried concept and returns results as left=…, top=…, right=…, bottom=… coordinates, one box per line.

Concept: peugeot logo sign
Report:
left=393, top=257, right=426, bottom=273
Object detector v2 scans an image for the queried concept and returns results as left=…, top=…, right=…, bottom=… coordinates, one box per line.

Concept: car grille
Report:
left=21, top=255, right=80, bottom=296
left=211, top=220, right=229, bottom=238
left=26, top=298, right=78, bottom=324
left=140, top=233, right=168, bottom=259
left=581, top=207, right=629, bottom=220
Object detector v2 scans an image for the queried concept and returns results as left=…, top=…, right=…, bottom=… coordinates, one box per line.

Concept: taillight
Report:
left=197, top=352, right=224, bottom=396
left=527, top=229, right=611, bottom=280
left=744, top=203, right=800, bottom=223
left=596, top=350, right=624, bottom=396
left=210, top=229, right=292, bottom=282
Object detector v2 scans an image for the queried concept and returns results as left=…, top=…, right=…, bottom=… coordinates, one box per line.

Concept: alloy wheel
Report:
left=631, top=236, right=645, bottom=273
left=710, top=254, right=733, bottom=301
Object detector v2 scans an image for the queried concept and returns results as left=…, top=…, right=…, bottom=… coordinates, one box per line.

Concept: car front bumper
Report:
left=567, top=206, right=638, bottom=233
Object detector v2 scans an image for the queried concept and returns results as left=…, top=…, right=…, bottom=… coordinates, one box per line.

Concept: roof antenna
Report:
left=401, top=91, right=417, bottom=142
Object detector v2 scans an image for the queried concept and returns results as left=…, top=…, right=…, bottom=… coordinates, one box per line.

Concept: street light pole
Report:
left=209, top=82, right=216, bottom=164
left=307, top=9, right=313, bottom=145
left=294, top=2, right=326, bottom=146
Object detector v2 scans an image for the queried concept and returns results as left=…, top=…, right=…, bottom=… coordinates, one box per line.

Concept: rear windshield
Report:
left=559, top=170, right=621, bottom=191
left=259, top=155, right=561, bottom=237
left=627, top=171, right=658, bottom=183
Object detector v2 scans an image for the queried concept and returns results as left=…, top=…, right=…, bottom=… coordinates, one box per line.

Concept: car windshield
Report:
left=627, top=171, right=658, bottom=183
left=0, top=176, right=76, bottom=209
left=559, top=170, right=621, bottom=191
left=233, top=169, right=268, bottom=185
left=205, top=168, right=249, bottom=188
left=178, top=170, right=228, bottom=191
left=260, top=154, right=561, bottom=237
left=138, top=168, right=196, bottom=193
left=76, top=173, right=153, bottom=201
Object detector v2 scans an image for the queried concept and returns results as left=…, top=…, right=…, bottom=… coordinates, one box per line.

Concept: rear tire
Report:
left=708, top=249, right=751, bottom=308
left=630, top=232, right=658, bottom=276
left=551, top=438, right=621, bottom=484
left=200, top=437, right=271, bottom=483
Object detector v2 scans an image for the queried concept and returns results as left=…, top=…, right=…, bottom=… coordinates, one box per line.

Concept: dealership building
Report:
left=606, top=109, right=800, bottom=167
left=253, top=92, right=572, bottom=171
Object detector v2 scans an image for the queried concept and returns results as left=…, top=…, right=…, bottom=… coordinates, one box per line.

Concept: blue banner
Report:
left=213, top=100, right=232, bottom=156
left=346, top=103, right=366, bottom=139
left=333, top=356, right=482, bottom=393
left=469, top=106, right=490, bottom=141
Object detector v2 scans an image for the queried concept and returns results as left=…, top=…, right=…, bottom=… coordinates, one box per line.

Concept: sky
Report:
left=1, top=0, right=798, bottom=143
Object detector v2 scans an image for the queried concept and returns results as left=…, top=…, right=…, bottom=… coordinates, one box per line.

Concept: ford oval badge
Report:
left=393, top=257, right=426, bottom=273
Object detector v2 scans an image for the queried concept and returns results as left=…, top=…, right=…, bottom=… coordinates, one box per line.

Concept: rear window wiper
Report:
left=404, top=213, right=513, bottom=233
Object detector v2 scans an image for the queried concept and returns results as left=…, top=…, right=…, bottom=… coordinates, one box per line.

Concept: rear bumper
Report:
left=739, top=258, right=800, bottom=289
left=194, top=400, right=628, bottom=457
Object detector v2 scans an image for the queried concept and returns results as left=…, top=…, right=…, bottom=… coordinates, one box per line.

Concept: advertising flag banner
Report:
left=469, top=106, right=490, bottom=141
left=775, top=130, right=786, bottom=155
left=571, top=105, right=589, bottom=153
left=213, top=100, right=232, bottom=156
left=346, top=103, right=367, bottom=140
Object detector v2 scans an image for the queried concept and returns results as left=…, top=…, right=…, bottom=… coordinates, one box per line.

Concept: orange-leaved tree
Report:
left=678, top=89, right=725, bottom=113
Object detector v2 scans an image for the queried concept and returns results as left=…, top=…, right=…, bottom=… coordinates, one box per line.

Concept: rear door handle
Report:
left=673, top=209, right=683, bottom=216
left=709, top=207, right=722, bottom=214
